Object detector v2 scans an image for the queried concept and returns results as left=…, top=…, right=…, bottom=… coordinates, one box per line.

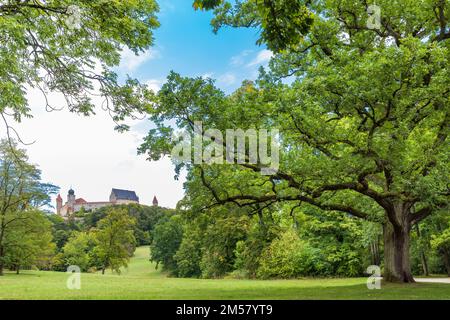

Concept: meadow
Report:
left=0, top=247, right=449, bottom=300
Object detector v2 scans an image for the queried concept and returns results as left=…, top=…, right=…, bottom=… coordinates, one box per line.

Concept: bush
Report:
left=174, top=235, right=202, bottom=278
left=198, top=215, right=249, bottom=278
left=61, top=232, right=95, bottom=272
left=257, top=230, right=325, bottom=279
left=233, top=221, right=279, bottom=278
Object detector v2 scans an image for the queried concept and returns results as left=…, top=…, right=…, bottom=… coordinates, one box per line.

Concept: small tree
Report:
left=61, top=231, right=95, bottom=272
left=93, top=208, right=136, bottom=275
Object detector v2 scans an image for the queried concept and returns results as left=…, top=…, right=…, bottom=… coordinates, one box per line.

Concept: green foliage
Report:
left=410, top=211, right=450, bottom=276
left=142, top=0, right=450, bottom=282
left=0, top=140, right=58, bottom=275
left=4, top=210, right=55, bottom=272
left=150, top=215, right=183, bottom=274
left=0, top=0, right=159, bottom=128
left=256, top=229, right=324, bottom=279
left=430, top=213, right=450, bottom=251
left=84, top=203, right=174, bottom=246
left=233, top=217, right=279, bottom=278
left=92, top=207, right=136, bottom=274
left=174, top=222, right=203, bottom=278
left=294, top=208, right=369, bottom=277
left=193, top=0, right=314, bottom=52
left=199, top=214, right=249, bottom=278
left=60, top=231, right=94, bottom=272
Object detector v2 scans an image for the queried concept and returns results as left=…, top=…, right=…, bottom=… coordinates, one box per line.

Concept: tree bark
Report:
left=383, top=204, right=415, bottom=283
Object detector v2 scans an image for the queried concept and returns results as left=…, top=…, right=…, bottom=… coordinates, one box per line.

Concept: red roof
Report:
left=56, top=194, right=62, bottom=201
left=75, top=198, right=88, bottom=205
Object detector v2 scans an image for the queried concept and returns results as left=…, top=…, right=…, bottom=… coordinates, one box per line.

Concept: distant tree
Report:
left=0, top=140, right=58, bottom=275
left=93, top=208, right=136, bottom=274
left=150, top=215, right=183, bottom=274
left=0, top=0, right=159, bottom=134
left=84, top=203, right=174, bottom=246
left=61, top=231, right=95, bottom=272
left=46, top=213, right=81, bottom=251
left=429, top=211, right=450, bottom=276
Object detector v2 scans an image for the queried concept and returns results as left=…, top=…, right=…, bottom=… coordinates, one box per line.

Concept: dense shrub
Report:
left=257, top=230, right=326, bottom=279
left=150, top=215, right=184, bottom=274
left=60, top=231, right=95, bottom=272
left=198, top=215, right=249, bottom=278
left=174, top=234, right=202, bottom=278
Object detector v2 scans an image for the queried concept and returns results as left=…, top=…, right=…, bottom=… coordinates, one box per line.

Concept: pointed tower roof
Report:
left=152, top=196, right=158, bottom=206
left=56, top=194, right=62, bottom=201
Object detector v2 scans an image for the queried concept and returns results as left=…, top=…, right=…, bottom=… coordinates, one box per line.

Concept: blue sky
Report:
left=120, top=0, right=271, bottom=93
left=2, top=1, right=274, bottom=210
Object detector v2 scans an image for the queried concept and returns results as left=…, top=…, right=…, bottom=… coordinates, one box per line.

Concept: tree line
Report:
left=149, top=196, right=449, bottom=279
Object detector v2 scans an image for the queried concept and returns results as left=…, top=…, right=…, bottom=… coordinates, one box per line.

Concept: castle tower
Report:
left=56, top=194, right=63, bottom=215
left=67, top=188, right=76, bottom=213
left=152, top=196, right=158, bottom=207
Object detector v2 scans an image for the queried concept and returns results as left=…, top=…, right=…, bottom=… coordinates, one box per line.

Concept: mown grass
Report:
left=0, top=247, right=449, bottom=300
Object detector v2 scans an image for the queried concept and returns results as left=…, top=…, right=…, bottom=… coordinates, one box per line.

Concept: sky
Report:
left=1, top=0, right=273, bottom=210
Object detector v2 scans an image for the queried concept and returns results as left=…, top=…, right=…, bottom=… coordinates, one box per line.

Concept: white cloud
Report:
left=247, top=49, right=274, bottom=67
left=217, top=72, right=237, bottom=86
left=119, top=47, right=160, bottom=72
left=201, top=72, right=214, bottom=80
left=230, top=50, right=253, bottom=66
left=146, top=79, right=165, bottom=93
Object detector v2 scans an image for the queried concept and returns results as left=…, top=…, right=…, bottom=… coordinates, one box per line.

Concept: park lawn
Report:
left=0, top=247, right=449, bottom=300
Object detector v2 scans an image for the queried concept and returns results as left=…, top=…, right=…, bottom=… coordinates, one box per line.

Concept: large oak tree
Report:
left=140, top=0, right=449, bottom=282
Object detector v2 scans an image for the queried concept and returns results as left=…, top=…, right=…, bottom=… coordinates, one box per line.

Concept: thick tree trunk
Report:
left=383, top=204, right=415, bottom=283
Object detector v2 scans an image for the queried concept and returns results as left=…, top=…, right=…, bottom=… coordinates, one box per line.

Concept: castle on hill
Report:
left=56, top=188, right=159, bottom=218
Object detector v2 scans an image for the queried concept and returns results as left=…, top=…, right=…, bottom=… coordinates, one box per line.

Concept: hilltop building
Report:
left=56, top=188, right=158, bottom=218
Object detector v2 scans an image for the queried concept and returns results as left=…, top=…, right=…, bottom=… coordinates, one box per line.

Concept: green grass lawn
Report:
left=0, top=247, right=449, bottom=300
